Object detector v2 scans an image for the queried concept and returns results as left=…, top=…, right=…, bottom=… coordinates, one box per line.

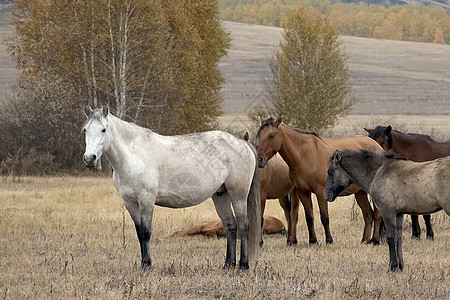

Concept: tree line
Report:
left=220, top=0, right=450, bottom=44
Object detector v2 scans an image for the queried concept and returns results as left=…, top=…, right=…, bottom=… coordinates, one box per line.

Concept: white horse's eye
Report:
left=83, top=128, right=86, bottom=132
left=102, top=128, right=106, bottom=133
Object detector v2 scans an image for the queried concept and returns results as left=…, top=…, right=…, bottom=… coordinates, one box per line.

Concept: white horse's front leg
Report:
left=124, top=193, right=156, bottom=269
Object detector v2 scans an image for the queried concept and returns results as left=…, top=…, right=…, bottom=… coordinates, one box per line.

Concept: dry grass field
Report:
left=1, top=176, right=449, bottom=299
left=1, top=6, right=450, bottom=299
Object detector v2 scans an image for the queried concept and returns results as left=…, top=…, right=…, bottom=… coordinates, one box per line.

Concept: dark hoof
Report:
left=239, top=262, right=249, bottom=270
left=390, top=265, right=404, bottom=272
left=287, top=238, right=298, bottom=246
left=368, top=238, right=380, bottom=245
left=223, top=260, right=236, bottom=269
left=308, top=238, right=318, bottom=245
left=411, top=233, right=421, bottom=240
left=426, top=234, right=434, bottom=241
left=140, top=263, right=151, bottom=271
left=326, top=238, right=334, bottom=244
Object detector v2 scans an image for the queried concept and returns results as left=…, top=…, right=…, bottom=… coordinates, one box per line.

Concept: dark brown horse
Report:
left=257, top=117, right=384, bottom=245
left=365, top=125, right=450, bottom=240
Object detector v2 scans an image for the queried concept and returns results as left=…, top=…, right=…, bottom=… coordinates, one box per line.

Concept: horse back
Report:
left=327, top=135, right=383, bottom=153
left=391, top=131, right=450, bottom=162
left=373, top=157, right=450, bottom=214
left=290, top=135, right=382, bottom=192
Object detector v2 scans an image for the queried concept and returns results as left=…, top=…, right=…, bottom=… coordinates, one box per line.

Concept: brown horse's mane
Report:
left=258, top=118, right=324, bottom=142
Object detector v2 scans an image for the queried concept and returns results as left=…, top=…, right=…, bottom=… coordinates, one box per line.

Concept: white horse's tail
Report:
left=247, top=154, right=261, bottom=266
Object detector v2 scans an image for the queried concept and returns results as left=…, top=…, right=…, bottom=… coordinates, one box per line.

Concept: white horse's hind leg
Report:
left=230, top=195, right=250, bottom=269
left=212, top=193, right=237, bottom=268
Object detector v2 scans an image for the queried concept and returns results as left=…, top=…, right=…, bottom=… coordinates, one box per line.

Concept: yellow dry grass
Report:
left=0, top=176, right=449, bottom=299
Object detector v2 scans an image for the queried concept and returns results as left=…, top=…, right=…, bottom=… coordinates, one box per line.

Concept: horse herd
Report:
left=83, top=105, right=450, bottom=272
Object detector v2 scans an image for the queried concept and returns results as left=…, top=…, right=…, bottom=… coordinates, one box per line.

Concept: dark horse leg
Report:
left=259, top=193, right=267, bottom=247
left=296, top=189, right=317, bottom=245
left=355, top=191, right=374, bottom=244
left=278, top=193, right=292, bottom=240
left=396, top=215, right=404, bottom=271
left=212, top=194, right=237, bottom=268
left=316, top=194, right=333, bottom=244
left=423, top=214, right=434, bottom=240
left=410, top=214, right=421, bottom=239
left=383, top=213, right=402, bottom=271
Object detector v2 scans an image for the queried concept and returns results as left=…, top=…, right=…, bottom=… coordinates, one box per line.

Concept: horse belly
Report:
left=155, top=175, right=224, bottom=208
left=155, top=186, right=220, bottom=208
left=395, top=187, right=442, bottom=215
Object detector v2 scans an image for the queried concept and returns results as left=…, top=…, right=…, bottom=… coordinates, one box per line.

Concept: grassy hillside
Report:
left=219, top=21, right=450, bottom=116
left=1, top=6, right=449, bottom=118
left=334, top=0, right=449, bottom=10
left=0, top=4, right=17, bottom=97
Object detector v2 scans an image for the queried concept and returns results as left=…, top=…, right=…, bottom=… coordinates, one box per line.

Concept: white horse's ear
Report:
left=364, top=128, right=373, bottom=133
left=84, top=103, right=93, bottom=118
left=333, top=150, right=341, bottom=162
left=275, top=115, right=282, bottom=127
left=101, top=104, right=109, bottom=117
left=243, top=132, right=249, bottom=141
left=385, top=125, right=392, bottom=135
left=258, top=115, right=264, bottom=126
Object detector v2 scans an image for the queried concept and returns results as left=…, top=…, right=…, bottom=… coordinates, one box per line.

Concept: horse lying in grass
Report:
left=324, top=149, right=450, bottom=271
left=83, top=105, right=261, bottom=270
left=365, top=125, right=450, bottom=240
left=256, top=117, right=383, bottom=245
left=174, top=215, right=286, bottom=237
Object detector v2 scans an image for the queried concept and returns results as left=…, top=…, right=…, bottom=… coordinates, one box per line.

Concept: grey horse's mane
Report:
left=338, top=149, right=407, bottom=161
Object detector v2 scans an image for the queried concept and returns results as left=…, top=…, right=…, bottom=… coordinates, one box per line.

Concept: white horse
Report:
left=82, top=104, right=261, bottom=269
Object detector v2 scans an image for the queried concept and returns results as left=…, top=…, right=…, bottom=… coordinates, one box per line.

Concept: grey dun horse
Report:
left=324, top=149, right=450, bottom=271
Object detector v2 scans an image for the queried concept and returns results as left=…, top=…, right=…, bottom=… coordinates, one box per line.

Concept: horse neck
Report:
left=341, top=154, right=383, bottom=192
left=277, top=125, right=314, bottom=170
left=389, top=132, right=413, bottom=153
left=104, top=115, right=148, bottom=172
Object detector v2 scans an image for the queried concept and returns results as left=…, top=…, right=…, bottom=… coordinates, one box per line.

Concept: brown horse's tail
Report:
left=247, top=152, right=261, bottom=266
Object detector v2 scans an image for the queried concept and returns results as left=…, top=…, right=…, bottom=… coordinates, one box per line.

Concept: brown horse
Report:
left=174, top=215, right=286, bottom=237
left=243, top=132, right=298, bottom=245
left=365, top=125, right=450, bottom=240
left=256, top=117, right=384, bottom=245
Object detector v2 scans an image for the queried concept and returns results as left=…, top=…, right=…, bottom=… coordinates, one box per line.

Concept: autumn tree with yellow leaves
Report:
left=1, top=0, right=229, bottom=174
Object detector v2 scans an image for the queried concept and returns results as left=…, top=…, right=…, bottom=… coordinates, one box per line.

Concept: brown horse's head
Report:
left=256, top=117, right=283, bottom=168
left=364, top=125, right=392, bottom=150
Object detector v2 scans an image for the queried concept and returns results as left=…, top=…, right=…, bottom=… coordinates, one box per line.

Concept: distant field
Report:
left=1, top=5, right=449, bottom=117
left=0, top=5, right=17, bottom=97
left=219, top=21, right=450, bottom=116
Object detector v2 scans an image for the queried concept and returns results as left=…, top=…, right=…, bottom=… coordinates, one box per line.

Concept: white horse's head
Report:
left=83, top=104, right=110, bottom=169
